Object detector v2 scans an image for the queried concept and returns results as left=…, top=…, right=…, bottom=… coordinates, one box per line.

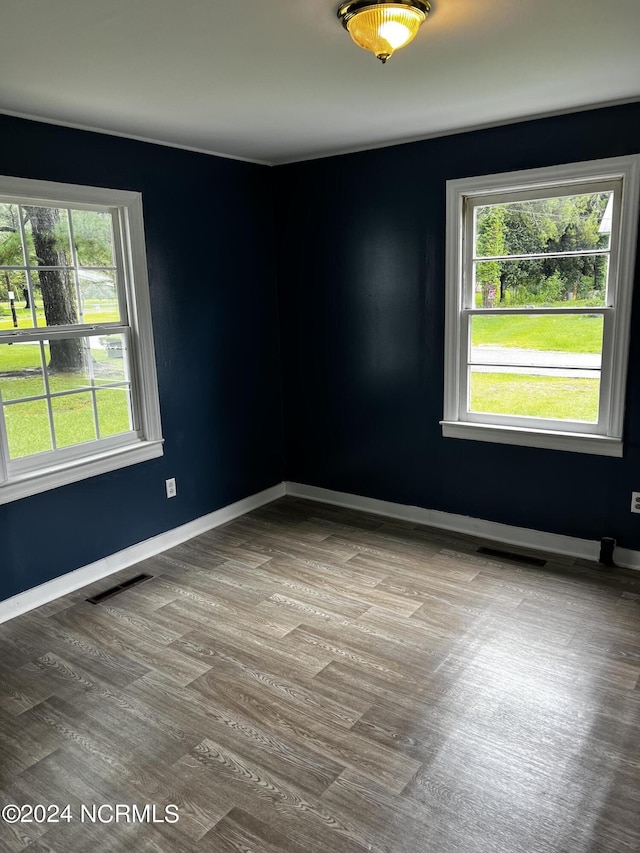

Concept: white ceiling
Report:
left=1, top=0, right=639, bottom=165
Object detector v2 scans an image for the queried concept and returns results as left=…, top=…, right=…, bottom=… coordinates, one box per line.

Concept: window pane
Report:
left=51, top=392, right=97, bottom=448
left=41, top=336, right=94, bottom=383
left=46, top=338, right=93, bottom=393
left=469, top=368, right=600, bottom=423
left=32, top=268, right=80, bottom=328
left=0, top=342, right=46, bottom=401
left=79, top=270, right=120, bottom=323
left=45, top=335, right=128, bottom=392
left=23, top=206, right=72, bottom=266
left=93, top=333, right=128, bottom=384
left=470, top=313, right=604, bottom=367
left=71, top=209, right=115, bottom=267
left=4, top=398, right=53, bottom=458
left=96, top=388, right=133, bottom=438
left=474, top=191, right=613, bottom=258
left=0, top=203, right=24, bottom=265
left=473, top=256, right=609, bottom=308
left=1, top=271, right=36, bottom=329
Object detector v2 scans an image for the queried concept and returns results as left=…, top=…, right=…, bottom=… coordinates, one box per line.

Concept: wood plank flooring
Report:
left=1, top=496, right=639, bottom=852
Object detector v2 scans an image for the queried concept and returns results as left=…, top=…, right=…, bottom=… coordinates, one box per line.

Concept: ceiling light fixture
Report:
left=337, top=1, right=430, bottom=64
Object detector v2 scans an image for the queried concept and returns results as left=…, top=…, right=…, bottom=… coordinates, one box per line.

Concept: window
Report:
left=442, top=156, right=640, bottom=456
left=0, top=176, right=163, bottom=504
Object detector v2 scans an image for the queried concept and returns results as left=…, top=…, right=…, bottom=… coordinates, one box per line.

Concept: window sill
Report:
left=0, top=439, right=164, bottom=505
left=440, top=421, right=623, bottom=457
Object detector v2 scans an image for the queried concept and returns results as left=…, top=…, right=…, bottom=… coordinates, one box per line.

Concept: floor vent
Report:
left=86, top=573, right=153, bottom=605
left=477, top=547, right=547, bottom=567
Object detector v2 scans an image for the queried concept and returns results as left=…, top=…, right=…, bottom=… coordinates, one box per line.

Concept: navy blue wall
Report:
left=3, top=101, right=640, bottom=604
left=275, top=103, right=640, bottom=550
left=0, top=115, right=283, bottom=601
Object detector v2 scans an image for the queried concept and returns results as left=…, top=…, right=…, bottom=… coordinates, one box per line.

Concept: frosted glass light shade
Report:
left=338, top=2, right=430, bottom=63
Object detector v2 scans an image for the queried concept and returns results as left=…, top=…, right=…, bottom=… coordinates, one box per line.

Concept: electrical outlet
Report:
left=165, top=477, right=177, bottom=499
left=631, top=492, right=640, bottom=513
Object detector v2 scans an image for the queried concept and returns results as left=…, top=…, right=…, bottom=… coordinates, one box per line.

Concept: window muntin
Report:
left=0, top=177, right=162, bottom=499
left=443, top=157, right=640, bottom=456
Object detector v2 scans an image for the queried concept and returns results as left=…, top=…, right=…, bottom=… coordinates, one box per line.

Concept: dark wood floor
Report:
left=1, top=497, right=639, bottom=853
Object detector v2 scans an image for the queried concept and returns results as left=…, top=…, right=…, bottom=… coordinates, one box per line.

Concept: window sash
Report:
left=0, top=323, right=127, bottom=343
left=458, top=308, right=613, bottom=435
left=463, top=178, right=621, bottom=210
left=0, top=326, right=136, bottom=464
left=0, top=204, right=129, bottom=335
left=9, top=428, right=139, bottom=476
left=462, top=180, right=622, bottom=311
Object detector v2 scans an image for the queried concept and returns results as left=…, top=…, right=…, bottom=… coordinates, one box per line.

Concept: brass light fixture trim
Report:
left=337, top=0, right=431, bottom=63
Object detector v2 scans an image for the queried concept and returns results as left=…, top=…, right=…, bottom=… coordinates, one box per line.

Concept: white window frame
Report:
left=442, top=155, right=640, bottom=457
left=0, top=176, right=163, bottom=504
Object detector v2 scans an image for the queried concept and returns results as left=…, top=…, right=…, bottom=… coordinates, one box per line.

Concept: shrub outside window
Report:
left=442, top=156, right=640, bottom=456
left=0, top=176, right=163, bottom=503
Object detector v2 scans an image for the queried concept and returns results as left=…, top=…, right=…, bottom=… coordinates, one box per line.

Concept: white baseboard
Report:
left=3, top=477, right=638, bottom=625
left=613, top=546, right=640, bottom=572
left=286, top=482, right=640, bottom=572
left=0, top=482, right=286, bottom=625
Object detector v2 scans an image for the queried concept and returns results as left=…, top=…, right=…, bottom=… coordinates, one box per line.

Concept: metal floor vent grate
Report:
left=86, top=573, right=153, bottom=605
left=477, top=547, right=547, bottom=567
